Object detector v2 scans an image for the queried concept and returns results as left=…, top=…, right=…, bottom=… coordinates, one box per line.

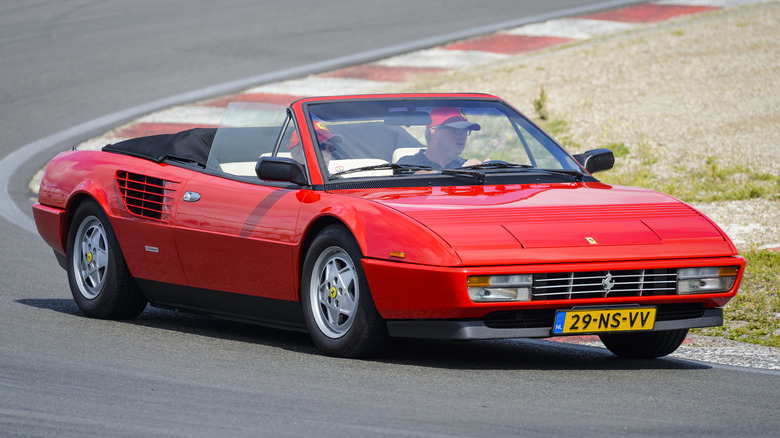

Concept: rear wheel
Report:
left=599, top=329, right=688, bottom=359
left=66, top=199, right=147, bottom=319
left=301, top=225, right=388, bottom=358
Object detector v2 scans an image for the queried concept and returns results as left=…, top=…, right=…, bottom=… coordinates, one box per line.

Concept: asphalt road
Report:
left=1, top=1, right=778, bottom=436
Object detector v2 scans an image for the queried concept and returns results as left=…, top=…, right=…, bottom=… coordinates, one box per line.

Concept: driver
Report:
left=286, top=120, right=342, bottom=167
left=397, top=107, right=483, bottom=169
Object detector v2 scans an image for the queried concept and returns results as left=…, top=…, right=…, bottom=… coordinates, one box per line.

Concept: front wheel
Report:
left=66, top=199, right=147, bottom=319
left=599, top=329, right=688, bottom=359
left=301, top=225, right=388, bottom=358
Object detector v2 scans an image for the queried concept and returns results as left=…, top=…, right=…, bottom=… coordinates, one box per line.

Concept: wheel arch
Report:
left=63, top=188, right=112, bottom=249
left=297, top=215, right=354, bottom=294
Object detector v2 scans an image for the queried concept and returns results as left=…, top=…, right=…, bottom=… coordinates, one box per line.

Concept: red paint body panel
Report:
left=173, top=173, right=302, bottom=300
left=111, top=217, right=189, bottom=286
left=327, top=183, right=736, bottom=266
left=32, top=203, right=67, bottom=255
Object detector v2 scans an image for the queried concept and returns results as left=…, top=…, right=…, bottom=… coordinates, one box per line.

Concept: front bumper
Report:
left=386, top=305, right=722, bottom=340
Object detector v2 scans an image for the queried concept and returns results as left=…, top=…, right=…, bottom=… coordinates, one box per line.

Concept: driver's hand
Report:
left=462, top=158, right=482, bottom=167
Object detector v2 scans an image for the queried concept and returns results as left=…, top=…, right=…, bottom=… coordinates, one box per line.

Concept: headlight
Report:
left=677, top=266, right=738, bottom=294
left=467, top=275, right=532, bottom=302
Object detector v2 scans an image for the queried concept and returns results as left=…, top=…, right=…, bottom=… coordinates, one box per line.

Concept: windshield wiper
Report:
left=440, top=168, right=486, bottom=183
left=460, top=161, right=533, bottom=170
left=459, top=162, right=585, bottom=182
left=331, top=163, right=433, bottom=177
left=531, top=169, right=585, bottom=182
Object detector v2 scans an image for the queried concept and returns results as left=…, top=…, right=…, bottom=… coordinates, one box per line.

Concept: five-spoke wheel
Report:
left=72, top=215, right=109, bottom=300
left=66, top=199, right=147, bottom=319
left=301, top=225, right=388, bottom=357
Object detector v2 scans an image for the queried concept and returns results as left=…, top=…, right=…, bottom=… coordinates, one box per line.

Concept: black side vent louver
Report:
left=116, top=171, right=179, bottom=221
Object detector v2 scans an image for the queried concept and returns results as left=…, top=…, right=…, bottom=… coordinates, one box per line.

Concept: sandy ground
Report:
left=397, top=1, right=780, bottom=251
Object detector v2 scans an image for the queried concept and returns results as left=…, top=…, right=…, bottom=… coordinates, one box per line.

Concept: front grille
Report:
left=116, top=171, right=179, bottom=221
left=484, top=309, right=556, bottom=329
left=532, top=269, right=678, bottom=300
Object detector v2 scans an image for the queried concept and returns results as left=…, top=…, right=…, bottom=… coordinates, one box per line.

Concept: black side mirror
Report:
left=573, top=148, right=615, bottom=174
left=255, top=157, right=308, bottom=185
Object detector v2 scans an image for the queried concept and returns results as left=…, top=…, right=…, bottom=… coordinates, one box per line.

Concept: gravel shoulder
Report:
left=396, top=1, right=780, bottom=252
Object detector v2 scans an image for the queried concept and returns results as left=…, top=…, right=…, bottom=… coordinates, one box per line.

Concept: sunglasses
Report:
left=437, top=126, right=472, bottom=136
left=319, top=141, right=338, bottom=152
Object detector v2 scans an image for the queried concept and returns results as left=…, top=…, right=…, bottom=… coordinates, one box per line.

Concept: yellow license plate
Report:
left=553, top=307, right=656, bottom=334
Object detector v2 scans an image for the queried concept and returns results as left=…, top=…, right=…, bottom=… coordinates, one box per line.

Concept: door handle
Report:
left=183, top=191, right=201, bottom=202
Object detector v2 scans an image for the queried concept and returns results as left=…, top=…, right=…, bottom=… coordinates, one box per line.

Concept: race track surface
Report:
left=1, top=1, right=778, bottom=436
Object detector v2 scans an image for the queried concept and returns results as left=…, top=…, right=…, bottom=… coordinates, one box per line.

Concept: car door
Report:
left=173, top=173, right=304, bottom=302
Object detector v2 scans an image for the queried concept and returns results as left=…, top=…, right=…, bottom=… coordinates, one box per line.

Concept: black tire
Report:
left=599, top=329, right=688, bottom=359
left=66, top=199, right=147, bottom=319
left=301, top=225, right=388, bottom=358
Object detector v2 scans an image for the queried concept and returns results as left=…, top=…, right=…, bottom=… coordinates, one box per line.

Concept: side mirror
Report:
left=255, top=157, right=308, bottom=185
left=573, top=148, right=615, bottom=174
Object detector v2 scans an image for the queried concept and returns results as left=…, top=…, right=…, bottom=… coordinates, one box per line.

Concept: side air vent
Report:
left=116, top=171, right=179, bottom=221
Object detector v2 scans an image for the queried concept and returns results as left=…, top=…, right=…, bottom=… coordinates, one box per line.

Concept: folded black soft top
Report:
left=102, top=128, right=216, bottom=168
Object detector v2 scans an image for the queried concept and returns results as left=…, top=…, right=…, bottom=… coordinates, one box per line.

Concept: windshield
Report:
left=304, top=98, right=583, bottom=182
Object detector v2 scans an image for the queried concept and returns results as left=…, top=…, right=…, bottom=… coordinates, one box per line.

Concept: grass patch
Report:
left=694, top=249, right=780, bottom=347
left=606, top=142, right=630, bottom=158
left=532, top=87, right=549, bottom=120
left=535, top=112, right=779, bottom=203
left=595, top=148, right=779, bottom=203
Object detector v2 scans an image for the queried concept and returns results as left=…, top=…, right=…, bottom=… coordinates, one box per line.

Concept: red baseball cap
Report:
left=312, top=121, right=343, bottom=144
left=428, top=107, right=481, bottom=131
left=287, top=121, right=343, bottom=149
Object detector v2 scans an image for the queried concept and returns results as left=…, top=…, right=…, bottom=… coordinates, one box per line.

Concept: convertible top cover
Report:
left=103, top=128, right=215, bottom=167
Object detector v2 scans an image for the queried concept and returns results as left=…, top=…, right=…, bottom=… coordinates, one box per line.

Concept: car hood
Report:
left=334, top=182, right=736, bottom=265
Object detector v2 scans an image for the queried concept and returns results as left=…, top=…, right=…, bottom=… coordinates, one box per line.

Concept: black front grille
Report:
left=484, top=309, right=556, bottom=329
left=655, top=303, right=706, bottom=321
left=532, top=269, right=677, bottom=300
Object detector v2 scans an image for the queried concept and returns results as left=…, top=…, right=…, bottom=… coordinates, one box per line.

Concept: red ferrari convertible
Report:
left=33, top=93, right=744, bottom=358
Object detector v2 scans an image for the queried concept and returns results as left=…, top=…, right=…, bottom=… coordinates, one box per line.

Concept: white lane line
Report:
left=505, top=18, right=637, bottom=39
left=376, top=48, right=509, bottom=69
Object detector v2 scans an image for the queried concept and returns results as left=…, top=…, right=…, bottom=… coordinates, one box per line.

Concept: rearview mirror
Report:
left=573, top=148, right=615, bottom=174
left=383, top=110, right=432, bottom=126
left=255, top=157, right=308, bottom=185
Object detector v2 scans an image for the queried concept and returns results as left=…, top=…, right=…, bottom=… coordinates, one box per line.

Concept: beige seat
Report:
left=221, top=152, right=293, bottom=176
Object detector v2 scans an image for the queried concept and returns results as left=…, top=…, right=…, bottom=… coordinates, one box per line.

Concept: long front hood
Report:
left=341, top=183, right=737, bottom=265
